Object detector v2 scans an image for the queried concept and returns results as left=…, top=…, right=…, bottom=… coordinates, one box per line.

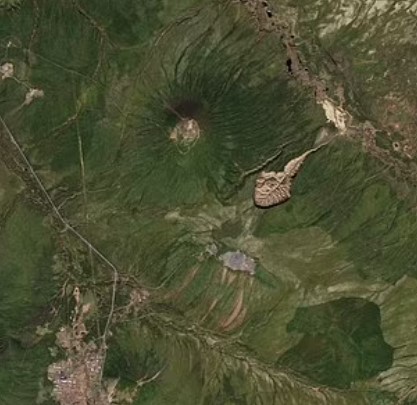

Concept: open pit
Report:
left=169, top=118, right=201, bottom=152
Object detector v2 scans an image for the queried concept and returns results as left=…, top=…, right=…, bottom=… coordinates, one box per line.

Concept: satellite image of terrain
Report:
left=1, top=0, right=417, bottom=404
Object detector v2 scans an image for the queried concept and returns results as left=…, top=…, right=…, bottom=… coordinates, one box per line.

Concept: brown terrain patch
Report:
left=254, top=145, right=323, bottom=208
left=223, top=307, right=248, bottom=332
left=199, top=298, right=220, bottom=324
left=220, top=289, right=245, bottom=330
left=169, top=118, right=201, bottom=153
left=226, top=271, right=238, bottom=286
left=164, top=265, right=200, bottom=301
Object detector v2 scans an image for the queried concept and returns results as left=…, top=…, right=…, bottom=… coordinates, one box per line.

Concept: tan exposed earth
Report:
left=169, top=118, right=200, bottom=152
left=24, top=87, right=44, bottom=105
left=254, top=146, right=323, bottom=208
left=0, top=62, right=13, bottom=80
